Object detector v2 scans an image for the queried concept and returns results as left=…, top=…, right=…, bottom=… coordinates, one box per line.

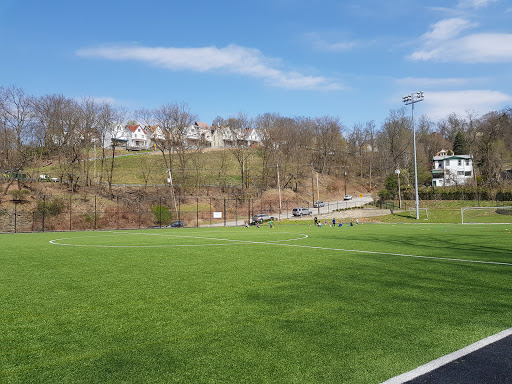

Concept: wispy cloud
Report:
left=408, top=17, right=512, bottom=63
left=421, top=18, right=476, bottom=42
left=457, top=0, right=498, bottom=9
left=304, top=32, right=356, bottom=52
left=396, top=77, right=474, bottom=88
left=76, top=44, right=343, bottom=91
left=410, top=33, right=512, bottom=63
left=423, top=90, right=512, bottom=119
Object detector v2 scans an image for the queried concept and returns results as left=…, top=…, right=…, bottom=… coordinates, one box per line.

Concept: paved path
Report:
left=207, top=194, right=374, bottom=227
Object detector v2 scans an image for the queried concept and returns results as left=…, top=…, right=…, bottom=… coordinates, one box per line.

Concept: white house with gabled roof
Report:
left=432, top=149, right=474, bottom=187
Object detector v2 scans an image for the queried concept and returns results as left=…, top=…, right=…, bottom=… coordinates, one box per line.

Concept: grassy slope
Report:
left=1, top=224, right=511, bottom=383
left=33, top=149, right=263, bottom=186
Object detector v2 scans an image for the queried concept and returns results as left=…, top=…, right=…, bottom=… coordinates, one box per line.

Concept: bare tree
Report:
left=137, top=102, right=196, bottom=210
left=224, top=113, right=254, bottom=189
left=476, top=111, right=509, bottom=185
left=0, top=86, right=35, bottom=193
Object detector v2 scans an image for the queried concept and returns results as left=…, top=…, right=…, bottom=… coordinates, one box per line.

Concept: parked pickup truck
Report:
left=292, top=207, right=312, bottom=216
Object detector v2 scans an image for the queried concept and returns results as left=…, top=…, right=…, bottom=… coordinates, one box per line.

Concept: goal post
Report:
left=409, top=207, right=428, bottom=219
left=461, top=206, right=512, bottom=224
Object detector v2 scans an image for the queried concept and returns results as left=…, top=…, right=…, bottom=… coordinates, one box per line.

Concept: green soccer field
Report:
left=1, top=223, right=511, bottom=383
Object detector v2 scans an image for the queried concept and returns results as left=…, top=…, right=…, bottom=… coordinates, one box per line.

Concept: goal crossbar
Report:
left=461, top=206, right=512, bottom=224
left=408, top=207, right=428, bottom=219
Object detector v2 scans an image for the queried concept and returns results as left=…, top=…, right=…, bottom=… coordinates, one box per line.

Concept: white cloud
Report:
left=397, top=77, right=473, bottom=88
left=421, top=18, right=475, bottom=42
left=422, top=90, right=512, bottom=120
left=457, top=0, right=498, bottom=9
left=410, top=33, right=512, bottom=63
left=305, top=32, right=356, bottom=52
left=77, top=44, right=343, bottom=91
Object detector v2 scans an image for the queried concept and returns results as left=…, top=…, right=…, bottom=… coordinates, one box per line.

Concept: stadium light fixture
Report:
left=402, top=91, right=424, bottom=220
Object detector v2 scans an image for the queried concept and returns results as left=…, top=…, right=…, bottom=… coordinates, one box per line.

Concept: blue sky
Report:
left=1, top=0, right=511, bottom=128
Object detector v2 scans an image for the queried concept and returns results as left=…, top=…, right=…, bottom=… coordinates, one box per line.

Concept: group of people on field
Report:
left=314, top=216, right=358, bottom=227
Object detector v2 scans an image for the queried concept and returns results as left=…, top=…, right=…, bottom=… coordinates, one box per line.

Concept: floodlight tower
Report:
left=402, top=91, right=424, bottom=220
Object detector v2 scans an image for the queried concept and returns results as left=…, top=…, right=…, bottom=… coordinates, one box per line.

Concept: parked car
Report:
left=344, top=194, right=353, bottom=200
left=167, top=220, right=185, bottom=228
left=252, top=214, right=272, bottom=223
left=292, top=207, right=312, bottom=216
left=313, top=201, right=325, bottom=208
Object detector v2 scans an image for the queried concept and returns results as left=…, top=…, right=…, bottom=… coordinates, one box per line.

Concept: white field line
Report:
left=49, top=232, right=512, bottom=267
left=265, top=242, right=512, bottom=267
left=48, top=232, right=308, bottom=248
left=380, top=327, right=512, bottom=384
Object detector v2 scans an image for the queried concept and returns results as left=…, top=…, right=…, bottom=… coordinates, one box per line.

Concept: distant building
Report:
left=105, top=124, right=150, bottom=150
left=432, top=149, right=474, bottom=187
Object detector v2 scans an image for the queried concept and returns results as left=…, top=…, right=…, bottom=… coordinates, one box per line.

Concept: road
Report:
left=208, top=194, right=374, bottom=227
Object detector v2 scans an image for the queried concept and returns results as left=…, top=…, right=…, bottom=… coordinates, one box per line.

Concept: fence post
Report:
left=117, top=196, right=120, bottom=230
left=223, top=198, right=226, bottom=227
left=196, top=197, right=199, bottom=228
left=159, top=197, right=162, bottom=229
left=94, top=195, right=97, bottom=230
left=209, top=198, right=212, bottom=226
left=14, top=203, right=17, bottom=233
left=235, top=198, right=238, bottom=226
left=42, top=195, right=46, bottom=232
left=138, top=198, right=141, bottom=229
left=69, top=195, right=72, bottom=231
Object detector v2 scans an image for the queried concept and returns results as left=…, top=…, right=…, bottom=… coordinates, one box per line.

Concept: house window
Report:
left=465, top=171, right=472, bottom=176
left=458, top=160, right=462, bottom=166
left=465, top=160, right=470, bottom=166
left=457, top=171, right=464, bottom=176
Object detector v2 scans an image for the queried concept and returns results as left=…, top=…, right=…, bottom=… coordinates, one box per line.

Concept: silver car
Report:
left=252, top=214, right=272, bottom=223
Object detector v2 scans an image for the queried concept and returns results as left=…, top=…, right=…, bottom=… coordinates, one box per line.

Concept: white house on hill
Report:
left=105, top=124, right=150, bottom=150
left=432, top=149, right=474, bottom=187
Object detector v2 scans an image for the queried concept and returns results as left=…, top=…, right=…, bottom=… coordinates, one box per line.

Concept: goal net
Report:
left=408, top=207, right=429, bottom=219
left=461, top=206, right=512, bottom=224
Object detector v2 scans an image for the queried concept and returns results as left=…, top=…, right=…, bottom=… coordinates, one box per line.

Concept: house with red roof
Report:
left=105, top=124, right=150, bottom=150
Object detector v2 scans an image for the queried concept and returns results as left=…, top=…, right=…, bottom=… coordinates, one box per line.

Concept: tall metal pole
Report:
left=396, top=169, right=401, bottom=209
left=277, top=164, right=282, bottom=214
left=93, top=138, right=96, bottom=183
left=402, top=91, right=424, bottom=220
left=412, top=102, right=420, bottom=220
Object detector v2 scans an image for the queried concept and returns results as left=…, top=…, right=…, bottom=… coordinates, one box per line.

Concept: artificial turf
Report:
left=1, top=223, right=511, bottom=383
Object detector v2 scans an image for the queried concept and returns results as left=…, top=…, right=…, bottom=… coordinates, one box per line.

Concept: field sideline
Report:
left=1, top=223, right=511, bottom=383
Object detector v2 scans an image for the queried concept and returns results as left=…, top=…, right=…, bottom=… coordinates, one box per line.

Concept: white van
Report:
left=292, top=207, right=312, bottom=216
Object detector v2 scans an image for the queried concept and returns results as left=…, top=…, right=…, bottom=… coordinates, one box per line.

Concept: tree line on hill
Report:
left=1, top=84, right=511, bottom=199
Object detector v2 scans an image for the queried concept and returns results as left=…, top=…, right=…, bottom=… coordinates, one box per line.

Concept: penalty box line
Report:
left=257, top=241, right=512, bottom=267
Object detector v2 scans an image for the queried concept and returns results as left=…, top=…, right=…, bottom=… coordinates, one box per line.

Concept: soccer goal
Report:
left=408, top=207, right=428, bottom=219
left=461, top=206, right=512, bottom=224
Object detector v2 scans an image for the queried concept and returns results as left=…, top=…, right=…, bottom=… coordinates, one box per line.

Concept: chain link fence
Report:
left=0, top=194, right=317, bottom=233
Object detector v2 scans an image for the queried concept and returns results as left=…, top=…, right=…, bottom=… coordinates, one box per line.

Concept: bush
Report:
left=151, top=204, right=172, bottom=226
left=36, top=199, right=64, bottom=217
left=9, top=189, right=30, bottom=201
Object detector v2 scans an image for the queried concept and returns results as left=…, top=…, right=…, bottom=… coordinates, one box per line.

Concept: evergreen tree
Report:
left=452, top=131, right=469, bottom=155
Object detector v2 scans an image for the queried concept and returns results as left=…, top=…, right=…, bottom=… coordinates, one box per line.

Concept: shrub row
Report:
left=380, top=186, right=512, bottom=202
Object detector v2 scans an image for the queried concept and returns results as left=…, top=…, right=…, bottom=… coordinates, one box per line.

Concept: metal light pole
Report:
left=92, top=137, right=96, bottom=183
left=402, top=91, right=424, bottom=220
left=395, top=169, right=401, bottom=209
